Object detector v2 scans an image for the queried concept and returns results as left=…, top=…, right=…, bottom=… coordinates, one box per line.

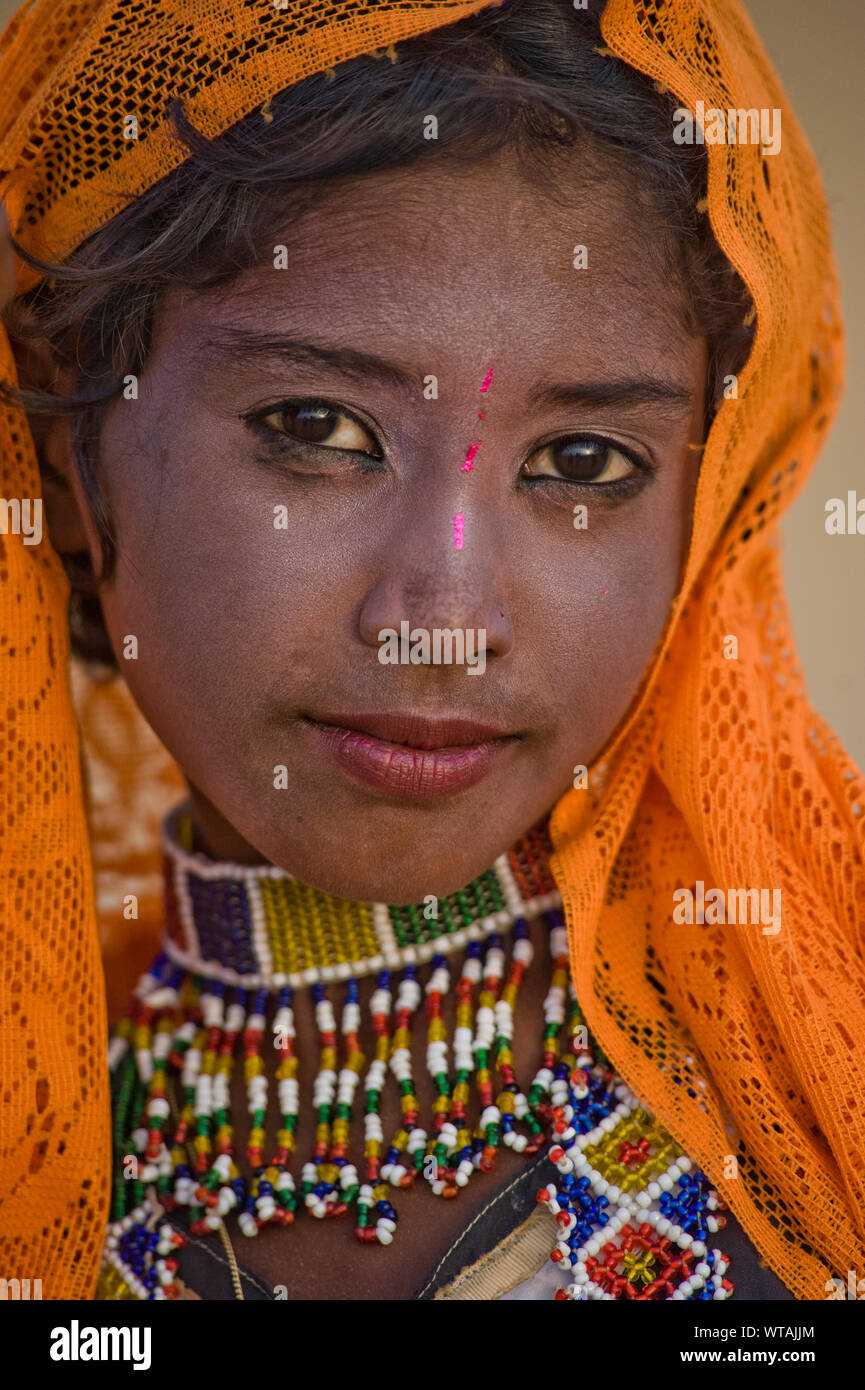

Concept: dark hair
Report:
left=2, top=0, right=754, bottom=665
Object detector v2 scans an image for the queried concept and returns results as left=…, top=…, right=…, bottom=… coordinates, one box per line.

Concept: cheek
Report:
left=93, top=421, right=343, bottom=761
left=531, top=482, right=693, bottom=767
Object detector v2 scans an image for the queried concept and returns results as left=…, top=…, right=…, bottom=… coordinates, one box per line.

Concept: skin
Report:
left=45, top=144, right=705, bottom=904
left=37, top=143, right=708, bottom=1297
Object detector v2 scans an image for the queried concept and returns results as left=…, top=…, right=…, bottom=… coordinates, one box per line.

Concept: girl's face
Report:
left=61, top=146, right=707, bottom=901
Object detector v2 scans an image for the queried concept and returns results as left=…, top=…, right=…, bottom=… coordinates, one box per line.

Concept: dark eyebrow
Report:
left=528, top=378, right=695, bottom=415
left=201, top=327, right=694, bottom=416
left=200, top=327, right=422, bottom=396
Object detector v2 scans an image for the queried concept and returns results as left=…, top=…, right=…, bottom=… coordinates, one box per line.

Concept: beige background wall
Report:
left=745, top=0, right=865, bottom=766
left=2, top=0, right=863, bottom=762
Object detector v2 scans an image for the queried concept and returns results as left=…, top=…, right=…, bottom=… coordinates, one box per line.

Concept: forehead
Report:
left=177, top=145, right=698, bottom=379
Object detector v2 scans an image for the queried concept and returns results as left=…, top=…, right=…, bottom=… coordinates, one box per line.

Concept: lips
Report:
left=302, top=710, right=518, bottom=799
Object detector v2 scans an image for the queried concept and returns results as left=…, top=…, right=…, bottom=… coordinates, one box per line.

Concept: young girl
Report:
left=1, top=0, right=862, bottom=1302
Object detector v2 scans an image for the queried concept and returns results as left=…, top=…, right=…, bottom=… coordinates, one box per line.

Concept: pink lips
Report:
left=303, top=712, right=517, bottom=799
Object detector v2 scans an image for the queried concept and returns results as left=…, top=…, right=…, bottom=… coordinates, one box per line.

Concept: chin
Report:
left=263, top=846, right=501, bottom=907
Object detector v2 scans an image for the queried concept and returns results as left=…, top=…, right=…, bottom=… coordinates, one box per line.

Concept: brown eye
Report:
left=523, top=436, right=637, bottom=484
left=260, top=402, right=378, bottom=455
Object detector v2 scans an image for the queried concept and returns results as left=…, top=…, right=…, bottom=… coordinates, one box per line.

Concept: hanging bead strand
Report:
left=472, top=933, right=506, bottom=1173
left=448, top=941, right=482, bottom=1191
left=270, top=983, right=299, bottom=1225
left=325, top=978, right=365, bottom=1217
left=494, top=918, right=533, bottom=1155
left=382, top=965, right=424, bottom=1191
left=423, top=952, right=458, bottom=1193
left=356, top=970, right=398, bottom=1244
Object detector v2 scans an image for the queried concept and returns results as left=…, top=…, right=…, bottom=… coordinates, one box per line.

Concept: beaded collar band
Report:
left=160, top=807, right=563, bottom=990
left=101, top=808, right=734, bottom=1303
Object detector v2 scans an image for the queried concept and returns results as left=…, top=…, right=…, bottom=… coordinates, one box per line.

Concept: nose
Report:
left=357, top=499, right=514, bottom=665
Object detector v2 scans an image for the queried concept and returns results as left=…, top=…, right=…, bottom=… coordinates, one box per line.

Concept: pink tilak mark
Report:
left=461, top=441, right=481, bottom=473
left=479, top=367, right=494, bottom=394
left=453, top=513, right=465, bottom=549
left=604, top=589, right=610, bottom=596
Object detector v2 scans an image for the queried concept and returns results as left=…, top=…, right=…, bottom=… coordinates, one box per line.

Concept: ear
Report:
left=12, top=317, right=107, bottom=579
left=40, top=408, right=106, bottom=578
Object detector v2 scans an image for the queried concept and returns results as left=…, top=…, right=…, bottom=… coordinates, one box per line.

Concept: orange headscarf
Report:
left=0, top=0, right=862, bottom=1301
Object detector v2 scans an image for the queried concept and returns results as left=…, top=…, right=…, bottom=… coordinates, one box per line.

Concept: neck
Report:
left=160, top=804, right=562, bottom=990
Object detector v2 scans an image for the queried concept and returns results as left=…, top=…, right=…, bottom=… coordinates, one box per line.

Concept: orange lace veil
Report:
left=1, top=0, right=863, bottom=1300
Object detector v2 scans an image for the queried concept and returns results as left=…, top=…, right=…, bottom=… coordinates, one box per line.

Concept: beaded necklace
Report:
left=98, top=810, right=733, bottom=1302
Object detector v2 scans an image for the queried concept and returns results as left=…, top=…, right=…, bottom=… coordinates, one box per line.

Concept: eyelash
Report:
left=244, top=400, right=386, bottom=472
left=521, top=434, right=655, bottom=500
left=243, top=400, right=655, bottom=492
